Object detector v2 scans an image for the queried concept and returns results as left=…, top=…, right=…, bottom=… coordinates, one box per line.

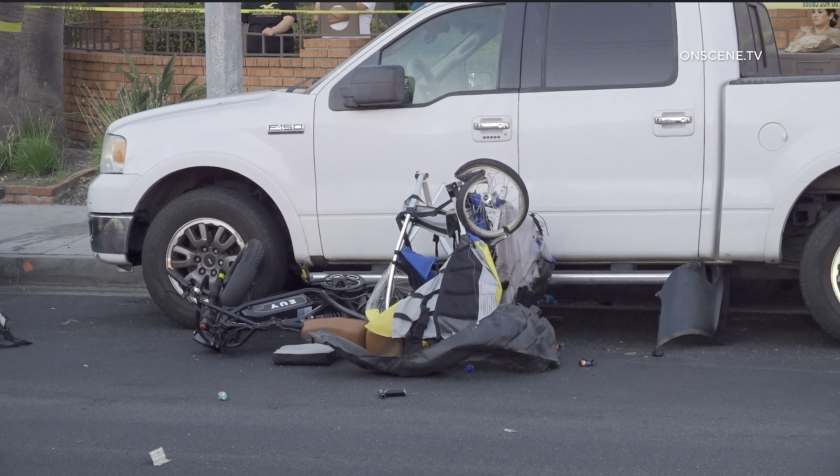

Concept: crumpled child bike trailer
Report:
left=365, top=235, right=502, bottom=354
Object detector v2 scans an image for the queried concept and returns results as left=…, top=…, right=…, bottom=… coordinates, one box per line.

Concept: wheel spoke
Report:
left=172, top=245, right=196, bottom=259
left=220, top=255, right=237, bottom=273
left=213, top=228, right=237, bottom=252
left=185, top=226, right=207, bottom=247
left=170, top=260, right=193, bottom=269
left=197, top=224, right=209, bottom=245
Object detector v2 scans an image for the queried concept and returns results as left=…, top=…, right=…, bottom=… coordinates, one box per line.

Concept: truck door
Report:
left=313, top=3, right=525, bottom=260
left=519, top=2, right=706, bottom=260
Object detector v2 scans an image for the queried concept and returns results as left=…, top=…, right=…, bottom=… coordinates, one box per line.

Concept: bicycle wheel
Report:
left=454, top=159, right=529, bottom=240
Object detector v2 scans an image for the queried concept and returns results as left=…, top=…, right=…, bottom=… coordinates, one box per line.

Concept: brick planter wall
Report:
left=64, top=38, right=372, bottom=141
left=1, top=168, right=98, bottom=204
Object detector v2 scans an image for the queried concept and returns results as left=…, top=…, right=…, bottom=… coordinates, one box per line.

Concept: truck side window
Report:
left=733, top=2, right=781, bottom=78
left=544, top=2, right=677, bottom=90
left=380, top=5, right=505, bottom=105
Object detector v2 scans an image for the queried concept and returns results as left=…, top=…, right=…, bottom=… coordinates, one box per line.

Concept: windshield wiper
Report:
left=286, top=78, right=314, bottom=93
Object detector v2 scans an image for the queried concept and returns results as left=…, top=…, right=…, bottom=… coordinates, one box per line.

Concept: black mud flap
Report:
left=653, top=260, right=730, bottom=357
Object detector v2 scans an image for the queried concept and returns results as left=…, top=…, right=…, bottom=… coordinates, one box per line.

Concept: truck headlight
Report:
left=100, top=133, right=127, bottom=174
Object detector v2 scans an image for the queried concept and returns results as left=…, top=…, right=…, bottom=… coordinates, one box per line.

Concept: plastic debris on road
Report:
left=149, top=447, right=171, bottom=466
left=578, top=359, right=595, bottom=367
left=504, top=429, right=517, bottom=433
left=217, top=391, right=228, bottom=401
left=464, top=364, right=475, bottom=373
left=379, top=389, right=407, bottom=399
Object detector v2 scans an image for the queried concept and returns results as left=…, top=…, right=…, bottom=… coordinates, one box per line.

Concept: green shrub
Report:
left=64, top=2, right=89, bottom=24
left=0, top=135, right=13, bottom=172
left=1, top=107, right=63, bottom=177
left=75, top=52, right=207, bottom=162
left=143, top=2, right=206, bottom=54
left=11, top=136, right=62, bottom=177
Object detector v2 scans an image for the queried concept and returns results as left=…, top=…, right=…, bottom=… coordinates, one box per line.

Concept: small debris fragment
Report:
left=149, top=447, right=171, bottom=466
left=379, top=389, right=407, bottom=399
left=464, top=364, right=475, bottom=373
left=83, top=364, right=88, bottom=367
left=504, top=429, right=517, bottom=433
left=217, top=391, right=228, bottom=401
left=624, top=352, right=637, bottom=356
left=538, top=295, right=556, bottom=305
left=578, top=359, right=595, bottom=367
left=61, top=319, right=79, bottom=325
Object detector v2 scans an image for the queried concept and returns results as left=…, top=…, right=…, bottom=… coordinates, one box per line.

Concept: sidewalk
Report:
left=0, top=204, right=144, bottom=288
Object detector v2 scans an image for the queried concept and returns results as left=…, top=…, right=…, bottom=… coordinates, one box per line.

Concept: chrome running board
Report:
left=310, top=270, right=672, bottom=285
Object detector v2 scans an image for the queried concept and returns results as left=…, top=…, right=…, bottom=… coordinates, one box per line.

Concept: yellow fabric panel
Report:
left=365, top=304, right=396, bottom=338
left=474, top=240, right=502, bottom=304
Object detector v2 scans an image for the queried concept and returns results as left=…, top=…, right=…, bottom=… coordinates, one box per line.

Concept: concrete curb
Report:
left=0, top=255, right=145, bottom=287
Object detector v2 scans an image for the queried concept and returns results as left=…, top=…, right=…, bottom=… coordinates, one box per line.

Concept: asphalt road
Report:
left=1, top=285, right=839, bottom=476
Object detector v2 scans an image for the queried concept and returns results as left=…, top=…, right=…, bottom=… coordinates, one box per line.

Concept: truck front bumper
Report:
left=89, top=213, right=135, bottom=266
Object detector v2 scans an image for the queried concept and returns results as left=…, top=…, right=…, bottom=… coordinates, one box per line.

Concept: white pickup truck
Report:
left=87, top=1, right=840, bottom=340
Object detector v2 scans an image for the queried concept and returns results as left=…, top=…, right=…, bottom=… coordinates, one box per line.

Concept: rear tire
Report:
left=799, top=206, right=840, bottom=341
left=142, top=188, right=288, bottom=328
left=219, top=239, right=265, bottom=307
left=454, top=159, right=529, bottom=240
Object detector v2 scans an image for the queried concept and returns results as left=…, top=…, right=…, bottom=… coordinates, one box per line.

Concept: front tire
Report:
left=799, top=206, right=840, bottom=340
left=142, top=188, right=288, bottom=328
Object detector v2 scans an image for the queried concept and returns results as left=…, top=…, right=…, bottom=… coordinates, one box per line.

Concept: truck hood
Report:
left=107, top=89, right=297, bottom=134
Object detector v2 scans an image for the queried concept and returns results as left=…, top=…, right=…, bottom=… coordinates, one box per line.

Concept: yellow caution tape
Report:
left=23, top=5, right=412, bottom=14
left=0, top=20, right=23, bottom=33
left=763, top=2, right=840, bottom=8
left=21, top=2, right=838, bottom=12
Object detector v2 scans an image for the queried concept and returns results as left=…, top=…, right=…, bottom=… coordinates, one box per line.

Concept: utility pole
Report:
left=204, top=3, right=243, bottom=99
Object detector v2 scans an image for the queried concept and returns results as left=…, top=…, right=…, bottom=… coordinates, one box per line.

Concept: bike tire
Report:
left=454, top=159, right=529, bottom=240
left=219, top=239, right=265, bottom=307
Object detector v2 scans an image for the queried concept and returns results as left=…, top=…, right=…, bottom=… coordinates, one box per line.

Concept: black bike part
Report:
left=218, top=240, right=265, bottom=307
left=166, top=267, right=193, bottom=290
left=454, top=169, right=484, bottom=183
left=240, top=293, right=313, bottom=321
left=317, top=274, right=366, bottom=294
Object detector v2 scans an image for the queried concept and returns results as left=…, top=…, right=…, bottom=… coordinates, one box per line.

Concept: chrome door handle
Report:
left=474, top=121, right=510, bottom=130
left=654, top=116, right=692, bottom=125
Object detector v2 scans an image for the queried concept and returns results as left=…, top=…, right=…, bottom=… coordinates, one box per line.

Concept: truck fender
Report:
left=126, top=152, right=311, bottom=261
left=765, top=149, right=840, bottom=263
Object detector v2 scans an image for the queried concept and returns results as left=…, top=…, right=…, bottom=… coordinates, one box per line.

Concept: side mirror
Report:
left=339, top=65, right=406, bottom=108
